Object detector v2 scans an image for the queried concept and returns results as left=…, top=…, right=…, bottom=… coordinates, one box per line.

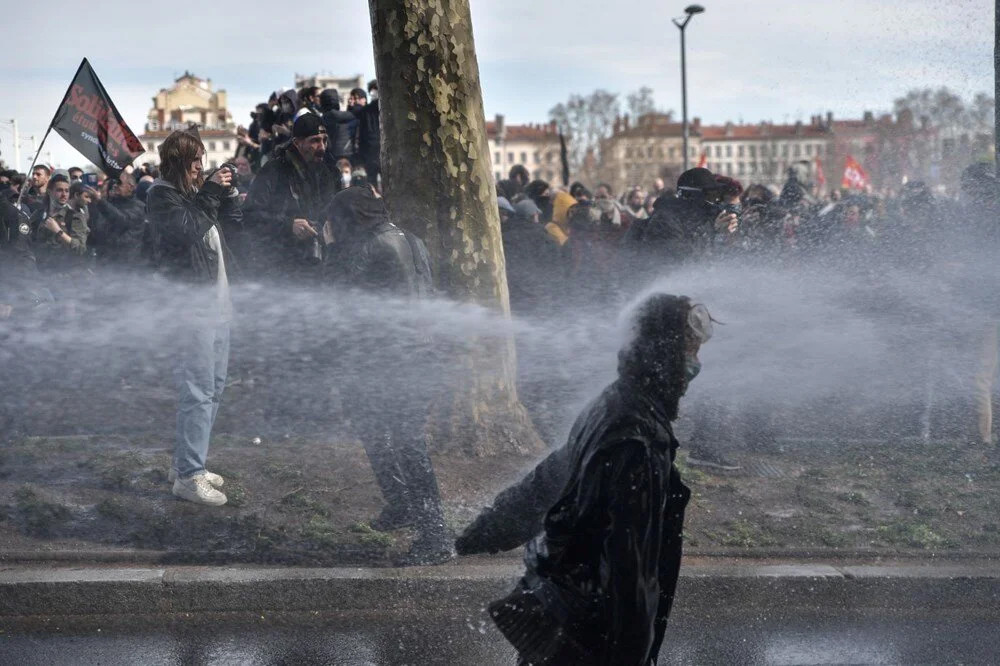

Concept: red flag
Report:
left=814, top=156, right=826, bottom=187
left=841, top=155, right=870, bottom=190
left=696, top=152, right=707, bottom=168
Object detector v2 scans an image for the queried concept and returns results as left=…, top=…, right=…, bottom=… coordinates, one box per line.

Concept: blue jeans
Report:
left=173, top=319, right=230, bottom=479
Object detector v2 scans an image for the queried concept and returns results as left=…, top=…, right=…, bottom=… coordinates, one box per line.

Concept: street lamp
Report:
left=673, top=4, right=704, bottom=172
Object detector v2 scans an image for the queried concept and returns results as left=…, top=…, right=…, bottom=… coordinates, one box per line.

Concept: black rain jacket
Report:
left=462, top=294, right=693, bottom=666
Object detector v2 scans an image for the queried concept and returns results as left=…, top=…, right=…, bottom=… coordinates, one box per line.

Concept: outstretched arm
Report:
left=455, top=445, right=571, bottom=554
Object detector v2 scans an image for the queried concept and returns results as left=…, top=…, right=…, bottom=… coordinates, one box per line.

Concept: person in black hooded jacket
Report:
left=456, top=293, right=714, bottom=666
left=350, top=85, right=381, bottom=187
left=621, top=168, right=736, bottom=282
left=324, top=185, right=449, bottom=565
left=319, top=89, right=358, bottom=167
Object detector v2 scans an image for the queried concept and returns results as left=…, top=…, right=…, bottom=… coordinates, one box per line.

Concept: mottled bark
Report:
left=369, top=0, right=544, bottom=456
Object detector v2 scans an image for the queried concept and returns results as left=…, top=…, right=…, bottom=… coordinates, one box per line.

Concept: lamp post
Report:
left=673, top=4, right=704, bottom=172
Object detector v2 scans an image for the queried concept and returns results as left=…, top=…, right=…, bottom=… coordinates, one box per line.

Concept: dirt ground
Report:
left=1, top=434, right=998, bottom=564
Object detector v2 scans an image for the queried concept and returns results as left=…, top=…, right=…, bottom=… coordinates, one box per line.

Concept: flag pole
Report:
left=14, top=58, right=88, bottom=212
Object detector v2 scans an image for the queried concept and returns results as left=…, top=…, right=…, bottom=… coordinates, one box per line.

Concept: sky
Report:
left=0, top=0, right=992, bottom=172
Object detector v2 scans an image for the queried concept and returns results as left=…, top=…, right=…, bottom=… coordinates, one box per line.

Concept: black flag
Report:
left=558, top=132, right=569, bottom=187
left=50, top=58, right=144, bottom=177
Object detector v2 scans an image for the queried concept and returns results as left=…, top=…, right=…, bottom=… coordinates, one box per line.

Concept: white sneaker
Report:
left=168, top=468, right=224, bottom=487
left=172, top=474, right=228, bottom=506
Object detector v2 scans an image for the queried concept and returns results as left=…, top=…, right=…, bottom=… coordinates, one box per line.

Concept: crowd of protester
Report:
left=2, top=79, right=999, bottom=493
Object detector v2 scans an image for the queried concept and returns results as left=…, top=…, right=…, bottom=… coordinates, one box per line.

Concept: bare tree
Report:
left=894, top=86, right=995, bottom=133
left=627, top=86, right=657, bottom=119
left=549, top=89, right=620, bottom=180
left=368, top=0, right=543, bottom=456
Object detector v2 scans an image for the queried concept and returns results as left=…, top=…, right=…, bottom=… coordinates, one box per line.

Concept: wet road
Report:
left=2, top=608, right=997, bottom=665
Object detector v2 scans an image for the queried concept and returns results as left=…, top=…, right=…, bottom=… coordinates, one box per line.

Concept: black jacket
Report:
left=0, top=199, right=37, bottom=284
left=243, top=145, right=337, bottom=276
left=621, top=195, right=717, bottom=271
left=329, top=219, right=433, bottom=296
left=501, top=214, right=562, bottom=313
left=90, top=195, right=146, bottom=266
left=145, top=179, right=240, bottom=283
left=319, top=90, right=358, bottom=162
left=461, top=294, right=693, bottom=666
left=353, top=99, right=380, bottom=165
left=324, top=186, right=433, bottom=295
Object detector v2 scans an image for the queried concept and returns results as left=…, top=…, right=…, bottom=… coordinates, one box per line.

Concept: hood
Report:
left=278, top=89, right=299, bottom=114
left=617, top=293, right=691, bottom=421
left=550, top=191, right=577, bottom=230
left=319, top=89, right=341, bottom=112
left=328, top=185, right=388, bottom=239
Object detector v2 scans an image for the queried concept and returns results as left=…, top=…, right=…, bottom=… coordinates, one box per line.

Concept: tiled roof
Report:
left=486, top=122, right=559, bottom=141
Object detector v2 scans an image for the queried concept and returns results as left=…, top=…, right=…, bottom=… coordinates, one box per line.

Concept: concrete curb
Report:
left=2, top=547, right=997, bottom=564
left=2, top=563, right=1000, bottom=618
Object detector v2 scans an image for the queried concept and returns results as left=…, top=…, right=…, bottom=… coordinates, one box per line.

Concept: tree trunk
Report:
left=368, top=0, right=544, bottom=456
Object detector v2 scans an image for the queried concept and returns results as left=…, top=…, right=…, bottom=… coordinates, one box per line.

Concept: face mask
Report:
left=685, top=356, right=702, bottom=383
left=341, top=173, right=352, bottom=186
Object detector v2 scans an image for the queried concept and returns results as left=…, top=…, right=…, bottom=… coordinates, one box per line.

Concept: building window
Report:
left=210, top=160, right=218, bottom=168
left=750, top=163, right=757, bottom=174
left=520, top=152, right=527, bottom=164
left=805, top=144, right=813, bottom=156
left=725, top=145, right=732, bottom=157
left=738, top=162, right=745, bottom=175
left=815, top=144, right=823, bottom=156
left=546, top=151, right=554, bottom=164
left=726, top=163, right=733, bottom=175
left=656, top=147, right=663, bottom=158
left=737, top=145, right=745, bottom=157
left=148, top=143, right=155, bottom=152
left=626, top=148, right=633, bottom=159
left=782, top=144, right=789, bottom=157
left=208, top=141, right=217, bottom=151
left=223, top=141, right=231, bottom=152
left=507, top=152, right=514, bottom=163
left=669, top=147, right=676, bottom=158
left=494, top=152, right=500, bottom=164
left=749, top=145, right=757, bottom=158
left=534, top=151, right=540, bottom=164
left=495, top=172, right=501, bottom=181
left=714, top=146, right=722, bottom=157
left=793, top=144, right=801, bottom=157
left=647, top=146, right=655, bottom=158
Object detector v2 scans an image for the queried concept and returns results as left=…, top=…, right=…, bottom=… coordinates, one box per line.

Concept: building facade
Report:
left=599, top=110, right=943, bottom=195
left=137, top=72, right=237, bottom=169
left=486, top=114, right=562, bottom=184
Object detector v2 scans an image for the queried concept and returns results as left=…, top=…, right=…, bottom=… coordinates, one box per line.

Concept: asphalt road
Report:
left=2, top=607, right=998, bottom=665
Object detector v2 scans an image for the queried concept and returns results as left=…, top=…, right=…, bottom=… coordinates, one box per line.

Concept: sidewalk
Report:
left=3, top=558, right=999, bottom=618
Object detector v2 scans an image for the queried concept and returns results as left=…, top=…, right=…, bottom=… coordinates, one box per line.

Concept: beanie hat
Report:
left=514, top=198, right=541, bottom=218
left=293, top=113, right=327, bottom=139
